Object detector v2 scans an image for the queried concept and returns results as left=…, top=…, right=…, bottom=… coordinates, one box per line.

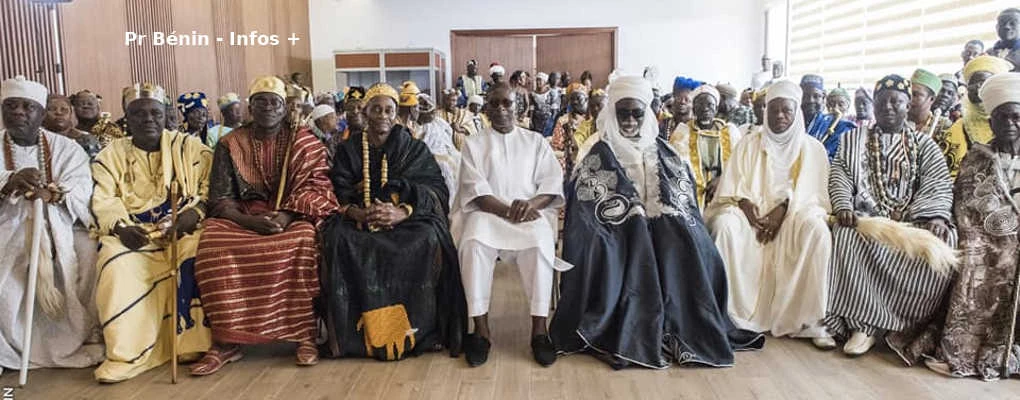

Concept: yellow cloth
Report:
left=93, top=234, right=211, bottom=382
left=940, top=100, right=993, bottom=179
left=399, top=81, right=420, bottom=106
left=90, top=130, right=214, bottom=382
left=962, top=55, right=1013, bottom=83
left=669, top=120, right=738, bottom=208
left=92, top=131, right=213, bottom=235
left=573, top=119, right=595, bottom=148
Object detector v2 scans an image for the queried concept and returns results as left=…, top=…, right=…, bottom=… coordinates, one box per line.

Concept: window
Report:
left=788, top=0, right=1005, bottom=89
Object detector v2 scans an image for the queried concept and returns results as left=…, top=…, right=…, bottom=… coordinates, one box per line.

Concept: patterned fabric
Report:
left=825, top=126, right=955, bottom=338
left=197, top=127, right=339, bottom=344
left=886, top=144, right=1020, bottom=381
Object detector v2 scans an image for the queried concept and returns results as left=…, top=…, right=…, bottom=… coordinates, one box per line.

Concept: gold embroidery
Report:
left=357, top=304, right=417, bottom=360
left=686, top=119, right=732, bottom=207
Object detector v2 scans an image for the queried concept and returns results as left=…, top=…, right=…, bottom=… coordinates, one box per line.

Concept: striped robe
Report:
left=196, top=127, right=339, bottom=345
left=824, top=127, right=956, bottom=338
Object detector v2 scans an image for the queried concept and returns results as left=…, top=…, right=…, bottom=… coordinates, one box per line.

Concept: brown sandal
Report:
left=190, top=346, right=243, bottom=376
left=295, top=341, right=319, bottom=366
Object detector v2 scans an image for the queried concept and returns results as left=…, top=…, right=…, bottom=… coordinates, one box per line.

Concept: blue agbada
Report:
left=806, top=112, right=855, bottom=161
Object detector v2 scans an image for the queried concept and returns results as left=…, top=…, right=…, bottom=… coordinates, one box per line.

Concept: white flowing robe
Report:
left=0, top=129, right=104, bottom=370
left=419, top=118, right=461, bottom=206
left=451, top=126, right=564, bottom=261
left=705, top=132, right=832, bottom=337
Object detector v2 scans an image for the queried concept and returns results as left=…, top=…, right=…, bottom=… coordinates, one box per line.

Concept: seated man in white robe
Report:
left=0, top=76, right=104, bottom=374
left=416, top=93, right=461, bottom=204
left=706, top=80, right=835, bottom=348
left=454, top=83, right=565, bottom=368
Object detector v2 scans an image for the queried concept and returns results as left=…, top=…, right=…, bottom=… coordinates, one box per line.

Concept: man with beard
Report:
left=801, top=75, right=855, bottom=161
left=551, top=75, right=764, bottom=370
left=668, top=84, right=743, bottom=208
left=0, top=76, right=104, bottom=377
left=454, top=83, right=565, bottom=368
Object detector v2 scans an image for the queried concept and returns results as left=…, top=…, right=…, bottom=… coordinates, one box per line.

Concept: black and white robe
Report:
left=825, top=127, right=956, bottom=337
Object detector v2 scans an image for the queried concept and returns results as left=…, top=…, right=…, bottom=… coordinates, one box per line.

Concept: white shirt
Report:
left=453, top=126, right=564, bottom=250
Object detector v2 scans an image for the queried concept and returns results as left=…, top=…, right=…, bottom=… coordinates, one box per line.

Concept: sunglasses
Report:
left=615, top=108, right=645, bottom=120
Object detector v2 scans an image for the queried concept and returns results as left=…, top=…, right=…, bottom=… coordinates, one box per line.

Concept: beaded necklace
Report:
left=865, top=126, right=919, bottom=220
left=361, top=132, right=388, bottom=207
left=251, top=128, right=291, bottom=193
left=4, top=130, right=53, bottom=184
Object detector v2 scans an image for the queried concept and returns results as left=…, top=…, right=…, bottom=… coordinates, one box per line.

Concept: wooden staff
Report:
left=18, top=198, right=44, bottom=387
left=168, top=182, right=179, bottom=384
left=1003, top=244, right=1020, bottom=378
left=275, top=109, right=301, bottom=210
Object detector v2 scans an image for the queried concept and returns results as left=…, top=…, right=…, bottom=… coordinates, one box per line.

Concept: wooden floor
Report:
left=4, top=263, right=1020, bottom=400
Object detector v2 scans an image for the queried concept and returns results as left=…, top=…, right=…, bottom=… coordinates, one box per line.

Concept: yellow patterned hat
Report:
left=122, top=82, right=166, bottom=106
left=399, top=81, right=420, bottom=106
left=217, top=92, right=241, bottom=109
left=364, top=82, right=399, bottom=104
left=248, top=76, right=286, bottom=100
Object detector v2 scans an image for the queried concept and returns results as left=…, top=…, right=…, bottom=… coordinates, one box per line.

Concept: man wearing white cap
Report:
left=467, top=95, right=488, bottom=133
left=91, top=82, right=214, bottom=382
left=0, top=76, right=104, bottom=374
left=416, top=93, right=461, bottom=204
left=888, top=72, right=1020, bottom=380
left=550, top=74, right=764, bottom=369
left=704, top=80, right=835, bottom=348
left=309, top=104, right=341, bottom=167
left=668, top=84, right=743, bottom=209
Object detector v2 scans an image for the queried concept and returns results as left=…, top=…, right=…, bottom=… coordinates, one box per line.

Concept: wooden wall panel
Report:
left=211, top=0, right=247, bottom=100
left=1, top=0, right=64, bottom=93
left=61, top=0, right=131, bottom=114
left=241, top=0, right=275, bottom=91
left=451, top=35, right=533, bottom=83
left=58, top=0, right=311, bottom=120
left=172, top=0, right=220, bottom=115
left=126, top=0, right=177, bottom=96
left=537, top=32, right=615, bottom=89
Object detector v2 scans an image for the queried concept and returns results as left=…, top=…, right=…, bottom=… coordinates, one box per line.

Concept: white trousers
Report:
left=459, top=240, right=553, bottom=317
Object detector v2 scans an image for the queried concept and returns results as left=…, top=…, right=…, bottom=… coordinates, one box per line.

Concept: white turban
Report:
left=979, top=72, right=1020, bottom=114
left=489, top=64, right=505, bottom=76
left=309, top=104, right=335, bottom=121
left=606, top=75, right=654, bottom=106
left=762, top=79, right=806, bottom=173
left=536, top=72, right=549, bottom=82
left=584, top=75, right=659, bottom=169
left=468, top=95, right=484, bottom=106
left=691, top=84, right=719, bottom=102
left=1, top=75, right=48, bottom=107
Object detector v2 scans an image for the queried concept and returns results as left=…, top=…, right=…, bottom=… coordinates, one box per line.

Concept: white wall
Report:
left=308, top=0, right=766, bottom=93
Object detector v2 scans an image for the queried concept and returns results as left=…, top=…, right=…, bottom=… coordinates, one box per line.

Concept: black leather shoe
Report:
left=465, top=334, right=491, bottom=367
left=531, top=334, right=556, bottom=367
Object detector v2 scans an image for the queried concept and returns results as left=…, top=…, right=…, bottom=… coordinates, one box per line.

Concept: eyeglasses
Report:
left=251, top=97, right=284, bottom=108
left=615, top=108, right=645, bottom=120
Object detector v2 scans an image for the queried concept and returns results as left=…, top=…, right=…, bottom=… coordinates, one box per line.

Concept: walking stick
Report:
left=18, top=199, right=44, bottom=387
left=169, top=182, right=180, bottom=384
left=1002, top=245, right=1020, bottom=379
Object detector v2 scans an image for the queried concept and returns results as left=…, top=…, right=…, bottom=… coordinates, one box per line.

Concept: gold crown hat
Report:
left=249, top=75, right=287, bottom=100
left=218, top=92, right=241, bottom=109
left=122, top=82, right=166, bottom=107
left=398, top=81, right=420, bottom=106
left=364, top=82, right=399, bottom=104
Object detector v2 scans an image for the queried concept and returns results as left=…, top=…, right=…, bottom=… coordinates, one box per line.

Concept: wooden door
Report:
left=450, top=34, right=533, bottom=83
left=536, top=32, right=614, bottom=89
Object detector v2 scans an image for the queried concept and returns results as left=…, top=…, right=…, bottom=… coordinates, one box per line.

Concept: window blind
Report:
left=788, top=0, right=1004, bottom=89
